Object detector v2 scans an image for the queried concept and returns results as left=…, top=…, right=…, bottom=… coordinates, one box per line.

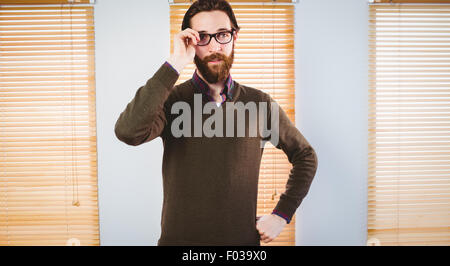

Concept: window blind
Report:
left=173, top=0, right=294, bottom=3
left=0, top=0, right=92, bottom=4
left=368, top=3, right=450, bottom=246
left=0, top=3, right=99, bottom=245
left=373, top=0, right=450, bottom=3
left=170, top=3, right=295, bottom=246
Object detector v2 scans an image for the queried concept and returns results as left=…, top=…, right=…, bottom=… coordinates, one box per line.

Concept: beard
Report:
left=194, top=45, right=234, bottom=84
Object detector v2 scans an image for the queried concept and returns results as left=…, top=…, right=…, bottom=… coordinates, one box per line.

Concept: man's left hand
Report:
left=256, top=214, right=287, bottom=243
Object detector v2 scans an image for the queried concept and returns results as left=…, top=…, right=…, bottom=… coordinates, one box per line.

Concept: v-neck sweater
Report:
left=114, top=62, right=318, bottom=246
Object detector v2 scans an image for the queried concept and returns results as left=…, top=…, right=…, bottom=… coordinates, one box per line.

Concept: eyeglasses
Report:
left=197, top=29, right=235, bottom=46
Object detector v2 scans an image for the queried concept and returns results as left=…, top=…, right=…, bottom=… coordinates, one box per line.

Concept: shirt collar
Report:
left=192, top=69, right=234, bottom=103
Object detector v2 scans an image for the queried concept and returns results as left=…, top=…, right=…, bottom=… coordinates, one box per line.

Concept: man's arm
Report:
left=271, top=98, right=318, bottom=222
left=114, top=28, right=200, bottom=146
left=256, top=97, right=318, bottom=243
left=114, top=62, right=179, bottom=146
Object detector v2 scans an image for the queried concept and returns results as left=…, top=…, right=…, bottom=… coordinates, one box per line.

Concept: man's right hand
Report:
left=167, top=28, right=200, bottom=73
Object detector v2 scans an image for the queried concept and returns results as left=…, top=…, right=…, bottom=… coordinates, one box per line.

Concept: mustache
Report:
left=203, top=53, right=227, bottom=62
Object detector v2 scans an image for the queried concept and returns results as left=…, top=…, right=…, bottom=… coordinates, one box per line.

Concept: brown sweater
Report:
left=114, top=62, right=318, bottom=246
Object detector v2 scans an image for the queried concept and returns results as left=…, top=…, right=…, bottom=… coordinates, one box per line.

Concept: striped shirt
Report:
left=191, top=69, right=234, bottom=106
left=164, top=61, right=234, bottom=105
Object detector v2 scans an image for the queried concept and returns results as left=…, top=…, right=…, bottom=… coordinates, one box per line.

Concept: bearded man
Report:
left=114, top=0, right=318, bottom=246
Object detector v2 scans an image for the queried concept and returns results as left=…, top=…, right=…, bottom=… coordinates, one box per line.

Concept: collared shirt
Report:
left=191, top=69, right=234, bottom=106
left=164, top=61, right=234, bottom=106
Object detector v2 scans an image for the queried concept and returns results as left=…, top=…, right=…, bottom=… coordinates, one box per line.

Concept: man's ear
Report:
left=233, top=31, right=238, bottom=42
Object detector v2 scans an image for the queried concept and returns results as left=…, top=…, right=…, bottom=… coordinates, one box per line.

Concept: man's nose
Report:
left=208, top=36, right=222, bottom=52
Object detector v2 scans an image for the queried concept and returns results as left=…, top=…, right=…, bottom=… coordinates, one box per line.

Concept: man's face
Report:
left=190, top=10, right=237, bottom=83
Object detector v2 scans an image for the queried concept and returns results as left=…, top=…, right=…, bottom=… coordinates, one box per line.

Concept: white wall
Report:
left=294, top=0, right=369, bottom=245
left=95, top=0, right=170, bottom=245
left=95, top=0, right=369, bottom=246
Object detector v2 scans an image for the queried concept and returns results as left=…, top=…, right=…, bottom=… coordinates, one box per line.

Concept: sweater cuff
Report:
left=164, top=61, right=179, bottom=75
left=151, top=61, right=180, bottom=90
left=272, top=210, right=291, bottom=224
left=273, top=195, right=299, bottom=224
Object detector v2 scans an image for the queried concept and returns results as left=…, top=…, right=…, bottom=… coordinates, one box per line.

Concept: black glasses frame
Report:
left=197, top=29, right=236, bottom=46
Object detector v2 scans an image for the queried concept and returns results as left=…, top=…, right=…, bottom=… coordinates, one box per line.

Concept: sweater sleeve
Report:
left=268, top=96, right=318, bottom=224
left=114, top=62, right=179, bottom=146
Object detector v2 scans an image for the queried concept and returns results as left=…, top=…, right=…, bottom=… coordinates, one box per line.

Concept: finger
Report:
left=178, top=31, right=197, bottom=42
left=260, top=232, right=269, bottom=241
left=263, top=237, right=273, bottom=243
left=263, top=237, right=272, bottom=243
left=179, top=32, right=198, bottom=46
left=180, top=30, right=199, bottom=42
left=184, top=28, right=200, bottom=40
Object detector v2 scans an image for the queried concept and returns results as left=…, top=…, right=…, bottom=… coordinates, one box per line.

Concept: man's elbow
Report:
left=309, top=146, right=318, bottom=167
left=294, top=145, right=318, bottom=174
left=114, top=122, right=143, bottom=146
left=310, top=147, right=318, bottom=173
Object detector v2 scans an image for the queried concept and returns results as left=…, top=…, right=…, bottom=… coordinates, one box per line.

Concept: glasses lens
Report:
left=216, top=32, right=232, bottom=44
left=198, top=34, right=210, bottom=46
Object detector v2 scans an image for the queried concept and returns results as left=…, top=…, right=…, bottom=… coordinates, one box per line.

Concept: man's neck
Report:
left=196, top=69, right=226, bottom=102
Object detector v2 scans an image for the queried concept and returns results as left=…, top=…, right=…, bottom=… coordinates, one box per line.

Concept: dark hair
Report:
left=181, top=0, right=240, bottom=33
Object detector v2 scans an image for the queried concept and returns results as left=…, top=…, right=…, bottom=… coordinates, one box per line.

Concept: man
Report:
left=114, top=0, right=317, bottom=246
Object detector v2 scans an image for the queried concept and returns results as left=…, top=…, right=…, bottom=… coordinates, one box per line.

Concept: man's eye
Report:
left=218, top=32, right=229, bottom=38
